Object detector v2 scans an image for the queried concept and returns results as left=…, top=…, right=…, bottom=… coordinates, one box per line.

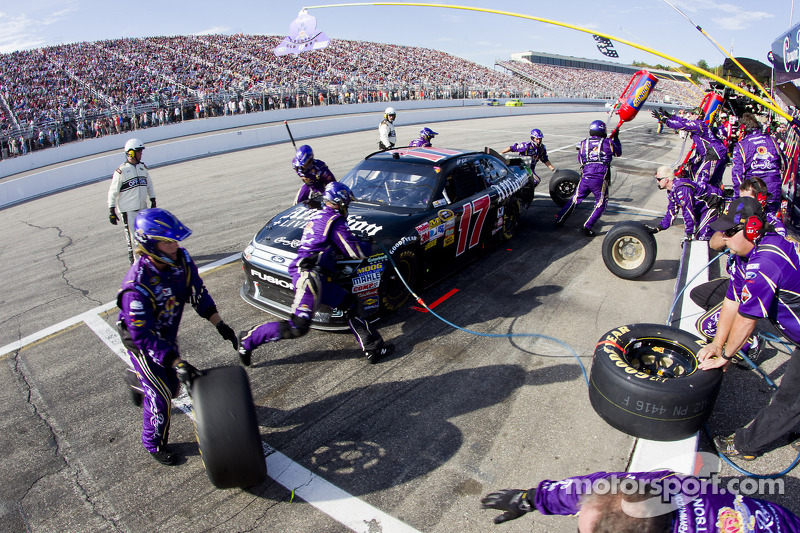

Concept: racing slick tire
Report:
left=549, top=169, right=580, bottom=206
left=191, top=366, right=266, bottom=489
left=589, top=324, right=723, bottom=441
left=501, top=197, right=523, bottom=241
left=602, top=222, right=657, bottom=279
left=381, top=248, right=419, bottom=312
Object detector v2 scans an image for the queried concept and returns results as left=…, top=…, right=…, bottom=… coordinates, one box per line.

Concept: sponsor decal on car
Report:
left=444, top=235, right=455, bottom=247
left=353, top=261, right=385, bottom=293
left=437, top=209, right=455, bottom=221
left=250, top=269, right=293, bottom=289
left=390, top=236, right=418, bottom=255
left=491, top=173, right=529, bottom=201
left=275, top=236, right=303, bottom=248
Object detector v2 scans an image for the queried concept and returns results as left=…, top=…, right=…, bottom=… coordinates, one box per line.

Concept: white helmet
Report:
left=384, top=107, right=396, bottom=120
left=124, top=138, right=145, bottom=155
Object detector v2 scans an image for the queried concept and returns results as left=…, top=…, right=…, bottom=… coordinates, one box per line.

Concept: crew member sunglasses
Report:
left=723, top=225, right=744, bottom=238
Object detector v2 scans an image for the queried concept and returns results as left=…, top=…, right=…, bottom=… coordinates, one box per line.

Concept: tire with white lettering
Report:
left=602, top=222, right=657, bottom=279
left=588, top=324, right=723, bottom=441
left=549, top=169, right=580, bottom=206
left=192, top=366, right=267, bottom=489
left=381, top=248, right=419, bottom=311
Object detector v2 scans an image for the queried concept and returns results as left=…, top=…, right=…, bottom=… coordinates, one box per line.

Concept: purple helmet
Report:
left=420, top=127, right=438, bottom=140
left=530, top=128, right=543, bottom=140
left=134, top=208, right=191, bottom=266
left=323, top=182, right=354, bottom=213
left=292, top=144, right=314, bottom=171
left=589, top=120, right=607, bottom=137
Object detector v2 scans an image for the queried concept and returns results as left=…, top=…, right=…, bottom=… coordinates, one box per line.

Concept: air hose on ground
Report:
left=378, top=243, right=589, bottom=386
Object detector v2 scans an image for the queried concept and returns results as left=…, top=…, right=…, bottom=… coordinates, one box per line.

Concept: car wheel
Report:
left=589, top=323, right=723, bottom=441
left=549, top=169, right=580, bottom=206
left=501, top=198, right=522, bottom=240
left=381, top=248, right=419, bottom=311
left=602, top=221, right=657, bottom=279
left=191, top=366, right=267, bottom=489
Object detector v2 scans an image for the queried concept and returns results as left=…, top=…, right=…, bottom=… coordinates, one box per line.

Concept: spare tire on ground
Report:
left=549, top=169, right=580, bottom=206
left=602, top=221, right=657, bottom=279
left=191, top=365, right=266, bottom=489
left=589, top=323, right=723, bottom=441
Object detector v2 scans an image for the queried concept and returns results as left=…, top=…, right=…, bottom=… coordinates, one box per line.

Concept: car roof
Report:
left=365, top=147, right=478, bottom=165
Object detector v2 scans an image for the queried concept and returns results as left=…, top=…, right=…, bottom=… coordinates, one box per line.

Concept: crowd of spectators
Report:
left=496, top=60, right=707, bottom=104
left=0, top=34, right=706, bottom=161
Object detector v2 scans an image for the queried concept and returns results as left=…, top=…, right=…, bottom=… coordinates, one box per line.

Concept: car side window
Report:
left=476, top=157, right=508, bottom=185
left=444, top=163, right=483, bottom=203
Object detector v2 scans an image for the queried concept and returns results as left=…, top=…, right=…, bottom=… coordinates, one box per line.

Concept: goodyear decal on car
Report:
left=491, top=173, right=529, bottom=202
left=353, top=261, right=384, bottom=293
left=390, top=235, right=417, bottom=254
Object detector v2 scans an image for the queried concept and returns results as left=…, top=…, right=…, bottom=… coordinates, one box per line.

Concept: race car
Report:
left=482, top=98, right=500, bottom=106
left=505, top=99, right=523, bottom=107
left=241, top=147, right=536, bottom=330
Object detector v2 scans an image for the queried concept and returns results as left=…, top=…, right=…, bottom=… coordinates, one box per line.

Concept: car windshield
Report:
left=340, top=163, right=440, bottom=209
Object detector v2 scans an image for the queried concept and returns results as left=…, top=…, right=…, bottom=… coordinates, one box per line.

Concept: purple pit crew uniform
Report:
left=555, top=135, right=622, bottom=230
left=533, top=470, right=800, bottom=531
left=240, top=205, right=386, bottom=354
left=724, top=231, right=800, bottom=454
left=656, top=178, right=723, bottom=241
left=117, top=249, right=217, bottom=453
left=294, top=160, right=336, bottom=205
left=664, top=115, right=727, bottom=187
left=505, top=141, right=551, bottom=186
left=732, top=130, right=786, bottom=215
left=408, top=137, right=432, bottom=148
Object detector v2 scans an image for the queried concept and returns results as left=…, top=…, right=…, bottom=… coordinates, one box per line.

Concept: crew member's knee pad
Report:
left=279, top=315, right=311, bottom=339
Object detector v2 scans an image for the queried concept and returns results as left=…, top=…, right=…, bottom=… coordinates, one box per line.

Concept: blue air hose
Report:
left=379, top=243, right=589, bottom=386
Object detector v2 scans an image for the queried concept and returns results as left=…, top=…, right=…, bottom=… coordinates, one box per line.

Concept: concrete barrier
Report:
left=0, top=98, right=676, bottom=209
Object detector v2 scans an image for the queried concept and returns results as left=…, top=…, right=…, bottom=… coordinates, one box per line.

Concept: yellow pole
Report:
left=305, top=2, right=794, bottom=122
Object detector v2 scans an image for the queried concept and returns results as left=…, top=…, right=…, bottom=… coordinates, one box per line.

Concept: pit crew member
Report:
left=500, top=128, right=556, bottom=186
left=108, top=138, right=156, bottom=263
left=117, top=209, right=238, bottom=466
left=731, top=113, right=786, bottom=217
left=292, top=144, right=336, bottom=207
left=409, top=127, right=438, bottom=148
left=238, top=182, right=394, bottom=366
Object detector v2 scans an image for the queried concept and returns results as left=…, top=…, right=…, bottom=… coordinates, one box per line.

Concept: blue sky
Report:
left=0, top=1, right=793, bottom=70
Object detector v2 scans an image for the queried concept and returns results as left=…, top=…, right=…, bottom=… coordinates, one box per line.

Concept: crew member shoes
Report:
left=364, top=344, right=394, bottom=364
left=582, top=226, right=596, bottom=237
left=237, top=331, right=252, bottom=367
left=150, top=446, right=178, bottom=466
left=713, top=434, right=757, bottom=461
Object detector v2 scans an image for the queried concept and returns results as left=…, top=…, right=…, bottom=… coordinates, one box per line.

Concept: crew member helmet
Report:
left=384, top=107, right=396, bottom=121
left=133, top=208, right=192, bottom=267
left=420, top=127, right=438, bottom=140
left=589, top=120, right=607, bottom=137
left=530, top=128, right=543, bottom=140
left=124, top=138, right=145, bottom=156
left=292, top=144, right=314, bottom=172
left=323, top=182, right=354, bottom=213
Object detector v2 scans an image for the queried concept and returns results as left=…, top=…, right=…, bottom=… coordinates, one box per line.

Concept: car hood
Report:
left=252, top=203, right=428, bottom=253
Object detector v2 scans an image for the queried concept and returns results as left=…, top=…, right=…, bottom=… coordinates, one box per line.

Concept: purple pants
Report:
left=555, top=176, right=608, bottom=229
left=129, top=351, right=179, bottom=452
left=241, top=269, right=382, bottom=352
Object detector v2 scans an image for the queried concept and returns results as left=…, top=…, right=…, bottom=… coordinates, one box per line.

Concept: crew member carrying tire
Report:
left=117, top=208, right=239, bottom=466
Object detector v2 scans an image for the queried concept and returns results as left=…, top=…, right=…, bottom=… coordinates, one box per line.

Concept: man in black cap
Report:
left=697, top=196, right=800, bottom=460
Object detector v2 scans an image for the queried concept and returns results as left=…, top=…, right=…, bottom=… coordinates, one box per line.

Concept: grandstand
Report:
left=0, top=36, right=703, bottom=160
left=497, top=51, right=705, bottom=105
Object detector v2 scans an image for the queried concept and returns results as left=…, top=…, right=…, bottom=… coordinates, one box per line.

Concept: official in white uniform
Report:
left=378, top=107, right=396, bottom=150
